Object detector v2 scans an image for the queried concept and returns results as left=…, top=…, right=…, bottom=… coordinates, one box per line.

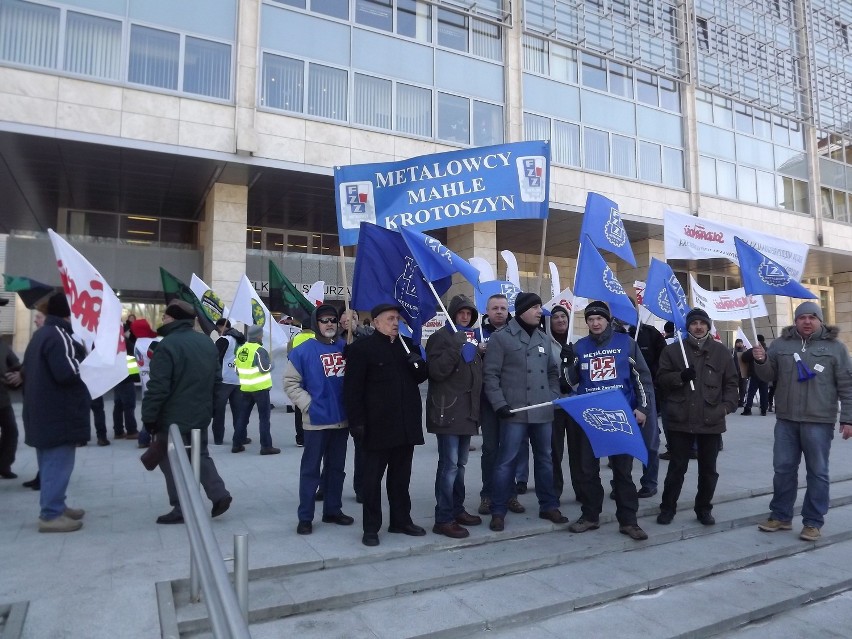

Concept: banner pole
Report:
left=425, top=279, right=454, bottom=332
left=676, top=331, right=695, bottom=391
left=339, top=246, right=354, bottom=345
left=534, top=218, right=548, bottom=297
left=566, top=243, right=583, bottom=344
left=747, top=299, right=759, bottom=347
left=510, top=400, right=554, bottom=414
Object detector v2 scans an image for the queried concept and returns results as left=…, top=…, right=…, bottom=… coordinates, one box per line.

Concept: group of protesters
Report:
left=6, top=288, right=851, bottom=548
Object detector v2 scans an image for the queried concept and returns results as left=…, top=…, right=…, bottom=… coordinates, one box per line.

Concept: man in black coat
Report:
left=344, top=303, right=429, bottom=547
left=0, top=336, right=23, bottom=479
left=23, top=292, right=90, bottom=533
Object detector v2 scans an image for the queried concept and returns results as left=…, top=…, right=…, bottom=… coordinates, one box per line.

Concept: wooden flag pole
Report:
left=534, top=218, right=548, bottom=297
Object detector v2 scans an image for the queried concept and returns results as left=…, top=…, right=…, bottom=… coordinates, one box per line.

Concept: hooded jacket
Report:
left=283, top=306, right=347, bottom=429
left=425, top=295, right=483, bottom=435
left=755, top=324, right=852, bottom=424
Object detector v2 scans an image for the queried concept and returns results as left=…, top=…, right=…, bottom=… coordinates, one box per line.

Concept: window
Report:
left=64, top=11, right=121, bottom=80
left=640, top=141, right=662, bottom=182
left=612, top=134, right=636, bottom=177
left=696, top=17, right=710, bottom=50
left=438, top=92, right=470, bottom=144
left=471, top=18, right=501, bottom=60
left=584, top=127, right=609, bottom=172
left=551, top=43, right=577, bottom=83
left=717, top=160, right=736, bottom=199
left=312, top=0, right=349, bottom=19
left=397, top=0, right=431, bottom=42
left=184, top=37, right=230, bottom=100
left=437, top=8, right=467, bottom=52
left=128, top=25, right=179, bottom=91
left=524, top=113, right=550, bottom=142
left=307, top=63, right=347, bottom=120
left=356, top=0, right=393, bottom=31
left=581, top=53, right=607, bottom=90
left=737, top=166, right=757, bottom=203
left=262, top=53, right=304, bottom=112
left=354, top=74, right=391, bottom=129
left=636, top=71, right=658, bottom=106
left=473, top=101, right=503, bottom=146
left=609, top=62, right=633, bottom=98
left=0, top=0, right=59, bottom=69
left=553, top=120, right=580, bottom=167
left=396, top=83, right=431, bottom=136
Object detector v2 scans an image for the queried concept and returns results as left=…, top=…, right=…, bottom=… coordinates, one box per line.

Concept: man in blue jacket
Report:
left=23, top=292, right=90, bottom=533
left=284, top=304, right=353, bottom=535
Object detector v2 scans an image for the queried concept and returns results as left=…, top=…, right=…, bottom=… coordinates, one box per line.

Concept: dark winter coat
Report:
left=657, top=335, right=739, bottom=434
left=343, top=331, right=428, bottom=451
left=22, top=316, right=91, bottom=448
left=425, top=305, right=483, bottom=435
left=141, top=319, right=221, bottom=435
left=0, top=342, right=21, bottom=409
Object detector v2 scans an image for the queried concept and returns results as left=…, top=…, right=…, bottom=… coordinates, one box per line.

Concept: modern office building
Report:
left=1, top=0, right=851, bottom=352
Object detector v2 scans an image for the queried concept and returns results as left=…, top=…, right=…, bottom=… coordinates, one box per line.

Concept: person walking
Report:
left=233, top=325, right=279, bottom=455
left=753, top=301, right=852, bottom=541
left=212, top=318, right=246, bottom=446
left=0, top=338, right=23, bottom=479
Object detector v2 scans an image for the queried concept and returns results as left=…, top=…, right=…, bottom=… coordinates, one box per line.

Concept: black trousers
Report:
left=660, top=431, right=721, bottom=516
left=0, top=404, right=18, bottom=472
left=211, top=383, right=240, bottom=444
left=567, top=419, right=638, bottom=525
left=156, top=430, right=229, bottom=512
left=361, top=444, right=414, bottom=534
left=551, top=410, right=577, bottom=499
left=90, top=396, right=106, bottom=440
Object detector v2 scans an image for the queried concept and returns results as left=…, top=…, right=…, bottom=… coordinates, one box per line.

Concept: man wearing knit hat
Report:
left=752, top=301, right=852, bottom=542
left=22, top=291, right=90, bottom=532
left=482, top=291, right=568, bottom=531
left=233, top=324, right=279, bottom=455
left=142, top=299, right=232, bottom=524
left=655, top=307, right=738, bottom=526
left=563, top=300, right=653, bottom=540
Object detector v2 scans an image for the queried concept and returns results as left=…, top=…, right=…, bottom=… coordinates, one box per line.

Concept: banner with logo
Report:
left=190, top=274, right=229, bottom=321
left=230, top=275, right=289, bottom=353
left=663, top=210, right=809, bottom=280
left=334, top=141, right=550, bottom=246
left=688, top=275, right=769, bottom=321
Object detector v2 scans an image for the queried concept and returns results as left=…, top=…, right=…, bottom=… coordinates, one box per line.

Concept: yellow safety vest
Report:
left=291, top=330, right=315, bottom=349
left=234, top=343, right=272, bottom=391
left=126, top=354, right=139, bottom=375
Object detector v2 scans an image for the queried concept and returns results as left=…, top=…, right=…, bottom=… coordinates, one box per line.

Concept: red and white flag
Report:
left=48, top=230, right=128, bottom=399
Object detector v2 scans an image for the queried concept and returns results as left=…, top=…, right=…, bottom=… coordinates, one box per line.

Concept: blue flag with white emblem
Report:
left=474, top=280, right=521, bottom=314
left=351, top=223, right=450, bottom=342
left=734, top=237, right=817, bottom=300
left=399, top=226, right=481, bottom=291
left=579, top=192, right=636, bottom=267
left=643, top=258, right=688, bottom=329
left=573, top=236, right=637, bottom=325
left=554, top=390, right=647, bottom=464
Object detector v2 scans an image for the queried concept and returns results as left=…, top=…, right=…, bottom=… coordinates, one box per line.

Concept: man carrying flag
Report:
left=752, top=301, right=852, bottom=542
left=655, top=308, right=738, bottom=526
left=563, top=300, right=652, bottom=540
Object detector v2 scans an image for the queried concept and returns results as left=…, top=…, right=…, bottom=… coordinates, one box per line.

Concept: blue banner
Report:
left=334, top=141, right=551, bottom=246
left=573, top=236, right=638, bottom=325
left=734, top=237, right=817, bottom=300
left=399, top=226, right=481, bottom=291
left=644, top=258, right=688, bottom=328
left=474, top=280, right=521, bottom=314
left=554, top=390, right=648, bottom=464
left=580, top=192, right=636, bottom=266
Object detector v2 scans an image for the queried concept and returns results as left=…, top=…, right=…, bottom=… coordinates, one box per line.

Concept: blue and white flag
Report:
left=399, top=226, right=481, bottom=291
left=643, top=258, right=688, bottom=327
left=554, top=390, right=648, bottom=464
left=734, top=237, right=816, bottom=300
left=335, top=141, right=550, bottom=246
left=579, top=192, right=636, bottom=266
left=474, top=280, right=521, bottom=314
left=573, top=236, right=637, bottom=325
left=351, top=223, right=450, bottom=342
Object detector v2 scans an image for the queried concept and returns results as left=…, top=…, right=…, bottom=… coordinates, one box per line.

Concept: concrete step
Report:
left=173, top=478, right=852, bottom=638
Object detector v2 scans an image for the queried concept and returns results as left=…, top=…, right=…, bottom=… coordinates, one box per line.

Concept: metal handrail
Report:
left=167, top=424, right=251, bottom=639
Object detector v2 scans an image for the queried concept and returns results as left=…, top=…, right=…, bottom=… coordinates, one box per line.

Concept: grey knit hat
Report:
left=794, top=301, right=824, bottom=322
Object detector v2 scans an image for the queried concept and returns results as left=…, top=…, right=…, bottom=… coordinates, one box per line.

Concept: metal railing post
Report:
left=234, top=534, right=249, bottom=622
left=190, top=428, right=202, bottom=603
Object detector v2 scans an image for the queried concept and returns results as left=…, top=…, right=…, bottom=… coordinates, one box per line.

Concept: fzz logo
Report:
left=320, top=353, right=345, bottom=377
left=590, top=356, right=617, bottom=382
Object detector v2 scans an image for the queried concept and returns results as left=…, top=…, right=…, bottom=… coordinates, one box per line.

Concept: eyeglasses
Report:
left=317, top=317, right=338, bottom=324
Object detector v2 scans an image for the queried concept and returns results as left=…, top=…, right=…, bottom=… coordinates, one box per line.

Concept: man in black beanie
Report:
left=482, top=292, right=567, bottom=531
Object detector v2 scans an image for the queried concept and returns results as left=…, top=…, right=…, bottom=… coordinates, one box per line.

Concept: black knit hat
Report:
left=514, top=292, right=543, bottom=316
left=550, top=305, right=569, bottom=318
left=685, top=307, right=712, bottom=329
left=584, top=300, right=611, bottom=322
left=46, top=291, right=71, bottom=318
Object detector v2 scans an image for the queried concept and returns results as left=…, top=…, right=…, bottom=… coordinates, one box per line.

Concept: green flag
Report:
left=268, top=261, right=314, bottom=324
left=159, top=267, right=217, bottom=334
left=2, top=274, right=56, bottom=308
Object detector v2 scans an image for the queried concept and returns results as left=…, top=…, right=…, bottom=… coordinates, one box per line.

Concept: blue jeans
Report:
left=491, top=421, right=558, bottom=517
left=515, top=436, right=530, bottom=484
left=298, top=428, right=348, bottom=522
left=234, top=389, right=272, bottom=449
left=769, top=419, right=833, bottom=528
left=434, top=434, right=471, bottom=523
left=37, top=445, right=76, bottom=520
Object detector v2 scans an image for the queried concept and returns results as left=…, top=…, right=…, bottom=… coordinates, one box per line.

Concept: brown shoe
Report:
left=477, top=497, right=492, bottom=515
left=63, top=507, right=85, bottom=520
left=125, top=432, right=139, bottom=440
left=455, top=511, right=482, bottom=526
left=539, top=509, right=569, bottom=524
left=489, top=516, right=504, bottom=531
left=39, top=515, right=83, bottom=533
left=432, top=521, right=470, bottom=539
left=507, top=498, right=526, bottom=514
left=619, top=524, right=648, bottom=540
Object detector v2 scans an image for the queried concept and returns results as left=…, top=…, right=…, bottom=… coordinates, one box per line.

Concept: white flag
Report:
left=306, top=281, right=325, bottom=306
left=468, top=257, right=495, bottom=283
left=500, top=250, right=521, bottom=288
left=689, top=275, right=768, bottom=321
left=230, top=275, right=288, bottom=353
left=736, top=327, right=753, bottom=350
left=544, top=286, right=587, bottom=314
left=48, top=229, right=127, bottom=399
left=190, top=274, right=229, bottom=320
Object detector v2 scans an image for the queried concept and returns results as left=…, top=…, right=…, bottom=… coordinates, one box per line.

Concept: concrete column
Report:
left=446, top=222, right=497, bottom=301
left=200, top=183, right=248, bottom=304
left=235, top=0, right=260, bottom=155
left=503, top=0, right=524, bottom=142
left=833, top=272, right=852, bottom=350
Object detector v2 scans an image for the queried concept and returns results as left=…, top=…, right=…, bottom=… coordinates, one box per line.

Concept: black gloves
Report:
left=407, top=351, right=425, bottom=370
left=143, top=422, right=159, bottom=435
left=559, top=378, right=572, bottom=394
left=496, top=406, right=513, bottom=420
left=452, top=330, right=469, bottom=345
left=560, top=343, right=575, bottom=363
left=680, top=368, right=697, bottom=383
left=349, top=423, right=364, bottom=440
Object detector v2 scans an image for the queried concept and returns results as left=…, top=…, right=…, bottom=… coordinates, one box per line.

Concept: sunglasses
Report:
left=317, top=317, right=338, bottom=324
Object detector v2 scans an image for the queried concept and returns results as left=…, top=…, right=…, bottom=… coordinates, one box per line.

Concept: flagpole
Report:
left=566, top=243, right=583, bottom=344
left=534, top=218, right=548, bottom=297
left=676, top=331, right=695, bottom=391
left=747, top=299, right=759, bottom=347
left=425, top=279, right=456, bottom=333
left=510, top=401, right=554, bottom=413
left=339, top=246, right=354, bottom=345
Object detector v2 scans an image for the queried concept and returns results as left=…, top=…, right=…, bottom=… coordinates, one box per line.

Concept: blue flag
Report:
left=474, top=280, right=521, bottom=314
left=399, top=226, right=481, bottom=291
left=734, top=237, right=817, bottom=300
left=554, top=390, right=648, bottom=464
left=351, top=223, right=451, bottom=342
left=579, top=192, right=636, bottom=266
left=644, top=258, right=688, bottom=329
left=573, top=236, right=637, bottom=325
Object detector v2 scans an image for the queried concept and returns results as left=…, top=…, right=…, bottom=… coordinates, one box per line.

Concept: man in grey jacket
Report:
left=482, top=292, right=568, bottom=531
left=752, top=301, right=852, bottom=542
